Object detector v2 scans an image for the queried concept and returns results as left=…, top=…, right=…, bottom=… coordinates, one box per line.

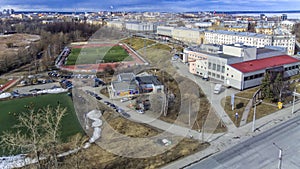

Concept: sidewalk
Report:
left=162, top=99, right=300, bottom=169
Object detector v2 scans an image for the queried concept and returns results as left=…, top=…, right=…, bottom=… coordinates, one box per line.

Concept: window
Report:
left=212, top=64, right=216, bottom=70
left=227, top=68, right=229, bottom=70
left=217, top=74, right=220, bottom=78
left=217, top=65, right=221, bottom=72
left=208, top=72, right=211, bottom=75
left=227, top=73, right=229, bottom=76
left=222, top=66, right=225, bottom=73
left=221, top=76, right=224, bottom=80
left=231, top=75, right=234, bottom=78
left=208, top=62, right=212, bottom=69
left=212, top=73, right=216, bottom=77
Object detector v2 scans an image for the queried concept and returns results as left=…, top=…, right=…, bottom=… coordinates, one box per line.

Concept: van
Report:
left=214, top=84, right=222, bottom=94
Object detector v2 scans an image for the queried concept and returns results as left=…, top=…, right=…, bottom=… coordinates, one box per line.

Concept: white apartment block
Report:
left=204, top=30, right=295, bottom=55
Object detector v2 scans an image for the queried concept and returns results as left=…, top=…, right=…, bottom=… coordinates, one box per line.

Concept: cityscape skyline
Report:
left=0, top=0, right=300, bottom=12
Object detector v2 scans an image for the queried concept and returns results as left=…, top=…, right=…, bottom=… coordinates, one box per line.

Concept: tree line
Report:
left=0, top=20, right=102, bottom=74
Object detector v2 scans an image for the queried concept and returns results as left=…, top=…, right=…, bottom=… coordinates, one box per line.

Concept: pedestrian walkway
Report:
left=240, top=99, right=252, bottom=126
left=162, top=100, right=300, bottom=169
left=80, top=86, right=224, bottom=142
left=172, top=61, right=238, bottom=131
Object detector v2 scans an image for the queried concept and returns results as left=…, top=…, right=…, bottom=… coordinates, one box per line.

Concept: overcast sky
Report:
left=0, top=0, right=300, bottom=12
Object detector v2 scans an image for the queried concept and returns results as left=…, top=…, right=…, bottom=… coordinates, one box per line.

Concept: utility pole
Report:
left=189, top=100, right=191, bottom=126
left=273, top=143, right=282, bottom=169
left=252, top=103, right=257, bottom=132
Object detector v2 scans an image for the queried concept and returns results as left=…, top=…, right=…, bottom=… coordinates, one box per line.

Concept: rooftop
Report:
left=112, top=80, right=137, bottom=91
left=136, top=76, right=162, bottom=86
left=230, top=55, right=299, bottom=73
left=205, top=30, right=270, bottom=38
left=117, top=73, right=135, bottom=81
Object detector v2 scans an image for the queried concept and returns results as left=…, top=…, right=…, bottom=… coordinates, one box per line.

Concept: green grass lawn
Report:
left=0, top=93, right=84, bottom=144
left=66, top=45, right=132, bottom=65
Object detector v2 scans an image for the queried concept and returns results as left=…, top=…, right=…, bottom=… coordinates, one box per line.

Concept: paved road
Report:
left=80, top=86, right=223, bottom=141
left=172, top=61, right=238, bottom=131
left=186, top=114, right=300, bottom=169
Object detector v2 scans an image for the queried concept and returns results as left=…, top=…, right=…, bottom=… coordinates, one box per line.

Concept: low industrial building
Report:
left=136, top=75, right=164, bottom=93
left=110, top=72, right=164, bottom=98
left=110, top=73, right=139, bottom=98
left=186, top=44, right=299, bottom=90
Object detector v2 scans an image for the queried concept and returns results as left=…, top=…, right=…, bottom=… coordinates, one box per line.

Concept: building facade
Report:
left=186, top=44, right=299, bottom=90
left=204, top=30, right=295, bottom=55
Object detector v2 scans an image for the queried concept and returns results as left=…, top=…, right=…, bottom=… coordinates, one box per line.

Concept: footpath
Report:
left=162, top=61, right=300, bottom=169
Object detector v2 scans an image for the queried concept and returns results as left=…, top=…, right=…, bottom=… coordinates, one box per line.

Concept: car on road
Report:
left=95, top=96, right=102, bottom=100
left=136, top=109, right=144, bottom=114
left=120, top=98, right=129, bottom=102
left=121, top=112, right=130, bottom=118
left=104, top=101, right=110, bottom=105
left=116, top=108, right=124, bottom=113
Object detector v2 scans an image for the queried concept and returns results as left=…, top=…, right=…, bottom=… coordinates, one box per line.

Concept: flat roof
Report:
left=136, top=76, right=162, bottom=86
left=230, top=55, right=299, bottom=73
left=112, top=81, right=137, bottom=91
left=205, top=30, right=270, bottom=38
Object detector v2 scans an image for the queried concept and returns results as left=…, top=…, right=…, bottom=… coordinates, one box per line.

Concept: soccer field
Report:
left=0, top=93, right=84, bottom=152
left=66, top=45, right=132, bottom=65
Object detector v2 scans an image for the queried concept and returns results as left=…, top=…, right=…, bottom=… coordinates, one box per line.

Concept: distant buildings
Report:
left=157, top=25, right=204, bottom=44
left=204, top=30, right=295, bottom=55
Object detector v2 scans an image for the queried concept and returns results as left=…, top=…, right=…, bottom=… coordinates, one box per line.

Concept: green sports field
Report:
left=66, top=45, right=133, bottom=65
left=0, top=93, right=84, bottom=151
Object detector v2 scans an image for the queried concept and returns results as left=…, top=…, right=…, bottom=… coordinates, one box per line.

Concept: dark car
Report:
left=121, top=112, right=130, bottom=118
left=95, top=96, right=102, bottom=100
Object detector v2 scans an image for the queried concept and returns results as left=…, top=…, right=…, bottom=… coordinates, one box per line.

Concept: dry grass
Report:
left=222, top=96, right=250, bottom=127
left=0, top=34, right=40, bottom=57
left=64, top=138, right=208, bottom=169
left=121, top=37, right=156, bottom=51
left=235, top=86, right=260, bottom=99
left=246, top=103, right=278, bottom=123
left=63, top=101, right=209, bottom=169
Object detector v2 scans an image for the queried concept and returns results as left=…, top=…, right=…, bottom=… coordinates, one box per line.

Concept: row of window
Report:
left=285, top=65, right=299, bottom=71
left=208, top=62, right=225, bottom=73
left=244, top=73, right=264, bottom=81
left=208, top=71, right=225, bottom=80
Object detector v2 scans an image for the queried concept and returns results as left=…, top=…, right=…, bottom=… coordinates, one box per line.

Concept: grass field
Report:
left=66, top=45, right=132, bottom=65
left=0, top=93, right=84, bottom=145
left=121, top=37, right=156, bottom=50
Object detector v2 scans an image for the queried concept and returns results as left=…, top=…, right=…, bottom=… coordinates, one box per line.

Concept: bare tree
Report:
left=0, top=105, right=67, bottom=169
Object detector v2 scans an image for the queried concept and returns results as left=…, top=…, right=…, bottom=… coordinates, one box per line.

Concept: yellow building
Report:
left=255, top=26, right=273, bottom=35
left=227, top=26, right=248, bottom=32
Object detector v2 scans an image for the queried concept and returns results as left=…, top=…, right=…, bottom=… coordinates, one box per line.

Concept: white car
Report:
left=120, top=98, right=129, bottom=102
left=136, top=109, right=144, bottom=114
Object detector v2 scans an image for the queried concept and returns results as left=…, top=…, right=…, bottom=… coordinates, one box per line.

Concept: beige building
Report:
left=227, top=26, right=248, bottom=32
left=172, top=27, right=204, bottom=44
left=255, top=26, right=273, bottom=35
left=106, top=21, right=124, bottom=29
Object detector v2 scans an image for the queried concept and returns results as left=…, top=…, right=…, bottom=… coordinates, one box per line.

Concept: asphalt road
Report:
left=186, top=115, right=300, bottom=169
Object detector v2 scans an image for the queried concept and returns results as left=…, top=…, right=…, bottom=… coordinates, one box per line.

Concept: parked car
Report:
left=120, top=98, right=129, bottom=102
left=121, top=112, right=130, bottom=118
left=95, top=96, right=102, bottom=100
left=136, top=109, right=144, bottom=114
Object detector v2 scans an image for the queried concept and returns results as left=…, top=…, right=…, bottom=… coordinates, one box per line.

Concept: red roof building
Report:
left=230, top=55, right=299, bottom=73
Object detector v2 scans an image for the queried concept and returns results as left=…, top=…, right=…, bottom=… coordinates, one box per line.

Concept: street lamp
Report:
left=292, top=84, right=300, bottom=115
left=273, top=142, right=283, bottom=169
